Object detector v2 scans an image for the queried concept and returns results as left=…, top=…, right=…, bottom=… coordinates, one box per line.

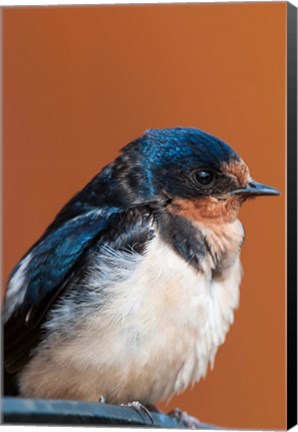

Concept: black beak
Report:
left=231, top=179, right=280, bottom=197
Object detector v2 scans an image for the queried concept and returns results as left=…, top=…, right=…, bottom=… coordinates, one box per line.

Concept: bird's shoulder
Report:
left=3, top=203, right=158, bottom=375
left=4, top=204, right=158, bottom=324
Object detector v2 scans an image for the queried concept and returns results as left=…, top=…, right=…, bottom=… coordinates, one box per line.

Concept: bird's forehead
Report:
left=221, top=160, right=250, bottom=186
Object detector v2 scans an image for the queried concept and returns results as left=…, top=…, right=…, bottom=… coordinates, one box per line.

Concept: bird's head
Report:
left=115, top=127, right=279, bottom=224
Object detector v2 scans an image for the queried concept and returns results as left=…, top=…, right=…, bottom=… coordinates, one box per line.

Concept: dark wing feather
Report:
left=3, top=205, right=157, bottom=379
left=4, top=210, right=112, bottom=325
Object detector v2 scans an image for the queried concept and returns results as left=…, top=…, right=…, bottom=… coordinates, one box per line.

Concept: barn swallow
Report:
left=3, top=128, right=279, bottom=425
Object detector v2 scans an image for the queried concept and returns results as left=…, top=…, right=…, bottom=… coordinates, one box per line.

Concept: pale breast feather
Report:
left=18, top=226, right=242, bottom=404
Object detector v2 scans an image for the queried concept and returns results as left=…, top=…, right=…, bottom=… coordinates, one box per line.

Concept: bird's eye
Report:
left=194, top=170, right=214, bottom=186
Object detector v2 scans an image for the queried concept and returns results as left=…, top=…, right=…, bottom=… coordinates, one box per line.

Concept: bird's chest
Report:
left=39, top=223, right=243, bottom=403
left=81, top=226, right=242, bottom=401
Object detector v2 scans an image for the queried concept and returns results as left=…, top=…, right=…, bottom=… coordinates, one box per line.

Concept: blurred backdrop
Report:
left=3, top=3, right=286, bottom=429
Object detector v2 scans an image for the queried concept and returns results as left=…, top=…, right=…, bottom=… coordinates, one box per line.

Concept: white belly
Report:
left=19, top=235, right=242, bottom=403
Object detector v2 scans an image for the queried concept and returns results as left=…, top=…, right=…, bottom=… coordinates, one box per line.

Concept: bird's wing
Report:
left=4, top=205, right=156, bottom=374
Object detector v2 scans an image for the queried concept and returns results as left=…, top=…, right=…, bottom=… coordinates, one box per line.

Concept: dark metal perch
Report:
left=2, top=397, right=217, bottom=428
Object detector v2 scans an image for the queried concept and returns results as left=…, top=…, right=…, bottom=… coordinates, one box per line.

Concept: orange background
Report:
left=3, top=3, right=286, bottom=429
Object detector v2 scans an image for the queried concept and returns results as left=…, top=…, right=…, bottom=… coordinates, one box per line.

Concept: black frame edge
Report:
left=287, top=2, right=297, bottom=430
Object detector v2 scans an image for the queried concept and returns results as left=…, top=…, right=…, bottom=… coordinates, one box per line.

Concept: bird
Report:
left=3, top=127, right=279, bottom=425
